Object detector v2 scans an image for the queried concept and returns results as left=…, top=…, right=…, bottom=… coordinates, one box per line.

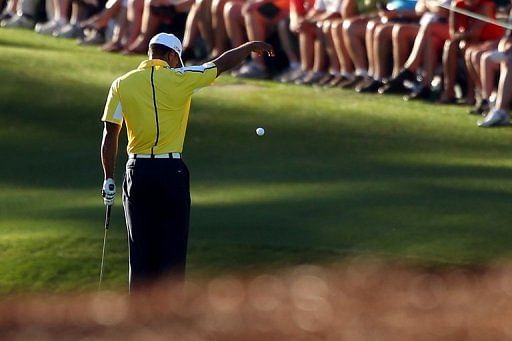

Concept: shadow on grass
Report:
left=1, top=39, right=512, bottom=292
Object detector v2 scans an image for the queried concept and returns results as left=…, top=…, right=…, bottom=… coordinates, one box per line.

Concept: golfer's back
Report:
left=102, top=59, right=217, bottom=155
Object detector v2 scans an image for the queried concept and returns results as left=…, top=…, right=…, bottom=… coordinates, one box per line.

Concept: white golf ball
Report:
left=256, top=127, right=265, bottom=136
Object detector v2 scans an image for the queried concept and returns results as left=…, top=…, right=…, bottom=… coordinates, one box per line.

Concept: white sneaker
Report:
left=35, top=20, right=64, bottom=35
left=0, top=14, right=34, bottom=29
left=236, top=61, right=269, bottom=79
left=478, top=109, right=510, bottom=127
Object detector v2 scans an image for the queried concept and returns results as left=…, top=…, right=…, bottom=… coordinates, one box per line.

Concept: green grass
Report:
left=1, top=29, right=511, bottom=294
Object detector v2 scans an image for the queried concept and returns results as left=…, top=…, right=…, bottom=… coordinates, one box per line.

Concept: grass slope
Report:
left=0, top=29, right=511, bottom=293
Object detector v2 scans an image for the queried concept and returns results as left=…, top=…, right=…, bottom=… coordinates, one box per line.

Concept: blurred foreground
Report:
left=3, top=260, right=512, bottom=340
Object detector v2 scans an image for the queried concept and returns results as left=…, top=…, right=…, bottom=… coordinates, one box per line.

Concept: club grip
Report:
left=105, top=205, right=112, bottom=230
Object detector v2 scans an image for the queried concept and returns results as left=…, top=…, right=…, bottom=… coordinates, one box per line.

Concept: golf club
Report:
left=98, top=204, right=112, bottom=290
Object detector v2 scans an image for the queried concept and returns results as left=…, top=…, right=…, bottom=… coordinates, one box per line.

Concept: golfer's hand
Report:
left=102, top=178, right=116, bottom=206
left=249, top=41, right=275, bottom=57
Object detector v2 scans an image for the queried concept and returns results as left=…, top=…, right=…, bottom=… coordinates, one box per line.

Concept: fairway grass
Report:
left=1, top=29, right=511, bottom=294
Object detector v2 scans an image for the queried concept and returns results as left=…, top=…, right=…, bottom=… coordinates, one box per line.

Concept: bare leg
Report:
left=183, top=1, right=200, bottom=50
left=365, top=19, right=379, bottom=77
left=243, top=4, right=268, bottom=68
left=342, top=17, right=369, bottom=75
left=299, top=24, right=315, bottom=72
left=126, top=0, right=143, bottom=47
left=480, top=51, right=501, bottom=99
left=392, top=24, right=418, bottom=77
left=58, top=0, right=71, bottom=22
left=278, top=19, right=299, bottom=66
left=495, top=59, right=512, bottom=110
left=211, top=0, right=229, bottom=56
left=81, top=0, right=122, bottom=29
left=332, top=19, right=354, bottom=75
left=323, top=20, right=339, bottom=74
left=465, top=46, right=481, bottom=99
left=373, top=23, right=393, bottom=80
left=223, top=0, right=245, bottom=47
left=125, top=0, right=162, bottom=53
left=441, top=39, right=459, bottom=100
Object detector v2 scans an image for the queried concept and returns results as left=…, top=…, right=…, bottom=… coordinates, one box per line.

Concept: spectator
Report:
left=1, top=0, right=41, bottom=28
left=181, top=0, right=214, bottom=61
left=236, top=0, right=295, bottom=79
left=478, top=37, right=512, bottom=126
left=79, top=0, right=124, bottom=46
left=337, top=0, right=378, bottom=88
left=294, top=0, right=343, bottom=85
left=477, top=21, right=512, bottom=126
left=124, top=0, right=191, bottom=53
left=34, top=0, right=70, bottom=35
left=0, top=0, right=19, bottom=23
left=223, top=0, right=247, bottom=59
left=211, top=0, right=230, bottom=57
left=356, top=0, right=419, bottom=93
left=328, top=0, right=358, bottom=86
left=439, top=0, right=504, bottom=104
left=379, top=0, right=450, bottom=100
left=281, top=0, right=315, bottom=82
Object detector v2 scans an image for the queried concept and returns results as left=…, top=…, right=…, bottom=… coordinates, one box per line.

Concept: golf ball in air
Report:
left=256, top=127, right=265, bottom=136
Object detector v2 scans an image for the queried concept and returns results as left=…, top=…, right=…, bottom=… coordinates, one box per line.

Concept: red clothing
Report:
left=454, top=0, right=505, bottom=40
left=290, top=0, right=314, bottom=15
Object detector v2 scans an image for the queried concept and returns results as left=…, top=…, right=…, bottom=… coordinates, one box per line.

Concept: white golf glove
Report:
left=102, top=178, right=116, bottom=206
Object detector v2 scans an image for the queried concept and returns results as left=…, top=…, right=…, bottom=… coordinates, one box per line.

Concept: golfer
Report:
left=100, top=33, right=274, bottom=288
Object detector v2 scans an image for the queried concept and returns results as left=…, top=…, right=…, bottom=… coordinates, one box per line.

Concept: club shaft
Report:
left=437, top=3, right=512, bottom=30
left=99, top=205, right=112, bottom=290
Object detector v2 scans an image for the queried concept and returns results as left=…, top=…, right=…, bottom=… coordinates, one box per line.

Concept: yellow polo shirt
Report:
left=102, top=59, right=217, bottom=154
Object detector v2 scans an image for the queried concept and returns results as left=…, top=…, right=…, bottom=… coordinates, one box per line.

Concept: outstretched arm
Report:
left=211, top=41, right=275, bottom=76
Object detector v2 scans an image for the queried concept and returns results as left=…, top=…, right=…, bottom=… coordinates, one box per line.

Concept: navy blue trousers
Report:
left=122, top=158, right=190, bottom=289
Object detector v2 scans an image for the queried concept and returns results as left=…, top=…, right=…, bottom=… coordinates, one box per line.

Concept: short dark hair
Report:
left=149, top=43, right=175, bottom=57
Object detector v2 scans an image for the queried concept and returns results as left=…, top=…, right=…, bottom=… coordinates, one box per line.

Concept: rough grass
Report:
left=0, top=29, right=511, bottom=294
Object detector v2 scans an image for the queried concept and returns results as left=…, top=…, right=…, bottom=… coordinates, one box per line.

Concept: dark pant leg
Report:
left=123, top=158, right=190, bottom=289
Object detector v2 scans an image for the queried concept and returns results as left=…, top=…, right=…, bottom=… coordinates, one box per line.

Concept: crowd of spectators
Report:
left=1, top=0, right=511, bottom=127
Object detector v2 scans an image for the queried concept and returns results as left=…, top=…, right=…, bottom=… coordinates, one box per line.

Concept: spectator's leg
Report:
left=342, top=17, right=369, bottom=77
left=373, top=23, right=393, bottom=81
left=81, top=0, right=121, bottom=30
left=441, top=39, right=458, bottom=102
left=243, top=3, right=269, bottom=69
left=277, top=19, right=300, bottom=68
left=495, top=59, right=512, bottom=110
left=312, top=21, right=327, bottom=73
left=471, top=41, right=498, bottom=103
left=465, top=46, right=481, bottom=102
left=211, top=0, right=229, bottom=57
left=391, top=23, right=418, bottom=77
left=422, top=24, right=449, bottom=87
left=196, top=0, right=213, bottom=54
left=223, top=0, right=245, bottom=47
left=478, top=59, right=512, bottom=126
left=332, top=19, right=354, bottom=80
left=365, top=19, right=380, bottom=78
left=299, top=23, right=315, bottom=73
left=479, top=50, right=499, bottom=109
left=125, top=0, right=163, bottom=53
left=50, top=0, right=68, bottom=24
left=101, top=4, right=126, bottom=50
left=323, top=20, right=339, bottom=76
left=4, top=0, right=18, bottom=14
left=125, top=0, right=143, bottom=47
